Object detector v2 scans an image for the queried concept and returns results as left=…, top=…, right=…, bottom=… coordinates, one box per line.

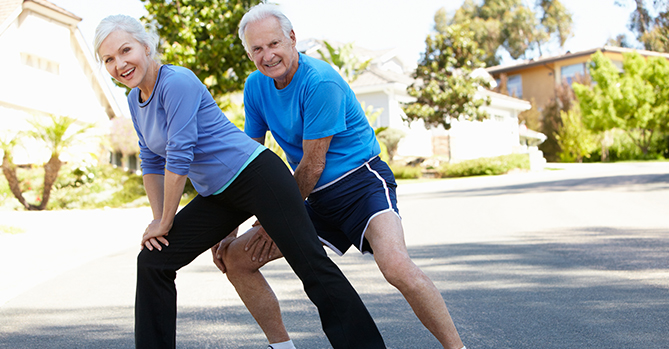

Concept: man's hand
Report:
left=141, top=219, right=170, bottom=251
left=211, top=231, right=238, bottom=273
left=244, top=224, right=279, bottom=263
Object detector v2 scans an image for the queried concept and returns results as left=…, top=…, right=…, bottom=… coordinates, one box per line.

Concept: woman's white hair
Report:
left=94, top=14, right=159, bottom=63
left=238, top=3, right=293, bottom=52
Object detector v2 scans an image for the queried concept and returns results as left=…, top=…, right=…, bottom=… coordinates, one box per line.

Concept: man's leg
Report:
left=220, top=233, right=289, bottom=345
left=365, top=211, right=464, bottom=349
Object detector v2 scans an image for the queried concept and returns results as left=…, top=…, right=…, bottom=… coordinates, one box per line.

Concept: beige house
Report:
left=486, top=46, right=669, bottom=111
left=0, top=0, right=125, bottom=166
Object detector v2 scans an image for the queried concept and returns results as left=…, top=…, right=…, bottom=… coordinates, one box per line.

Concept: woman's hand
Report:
left=141, top=219, right=170, bottom=251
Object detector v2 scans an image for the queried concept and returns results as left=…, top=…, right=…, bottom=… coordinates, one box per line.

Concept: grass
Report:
left=0, top=224, right=26, bottom=235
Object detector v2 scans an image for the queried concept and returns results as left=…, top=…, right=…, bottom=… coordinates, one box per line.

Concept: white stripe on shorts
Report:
left=357, top=161, right=398, bottom=254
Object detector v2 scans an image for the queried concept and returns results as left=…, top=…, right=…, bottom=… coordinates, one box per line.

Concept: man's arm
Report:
left=293, top=136, right=333, bottom=199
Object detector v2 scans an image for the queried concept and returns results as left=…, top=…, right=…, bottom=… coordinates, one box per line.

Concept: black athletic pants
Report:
left=134, top=149, right=385, bottom=348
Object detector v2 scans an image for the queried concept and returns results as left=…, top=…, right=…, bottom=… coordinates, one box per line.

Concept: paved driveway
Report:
left=1, top=162, right=668, bottom=348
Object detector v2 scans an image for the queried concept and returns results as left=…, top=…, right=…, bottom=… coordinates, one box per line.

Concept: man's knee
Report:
left=222, top=240, right=262, bottom=277
left=378, top=255, right=423, bottom=289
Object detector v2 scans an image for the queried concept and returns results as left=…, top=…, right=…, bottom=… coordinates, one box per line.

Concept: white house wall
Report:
left=0, top=8, right=111, bottom=165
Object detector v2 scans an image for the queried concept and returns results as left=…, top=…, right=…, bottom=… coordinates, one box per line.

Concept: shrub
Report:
left=439, top=154, right=530, bottom=178
left=1, top=163, right=146, bottom=210
left=391, top=164, right=423, bottom=179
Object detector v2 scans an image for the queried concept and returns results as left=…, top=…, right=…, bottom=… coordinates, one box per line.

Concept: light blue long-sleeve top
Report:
left=128, top=65, right=262, bottom=196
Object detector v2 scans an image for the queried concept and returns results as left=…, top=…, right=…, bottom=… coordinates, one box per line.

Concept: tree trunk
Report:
left=1, top=153, right=39, bottom=210
left=38, top=155, right=62, bottom=210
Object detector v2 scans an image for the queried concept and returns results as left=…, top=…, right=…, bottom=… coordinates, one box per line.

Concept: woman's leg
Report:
left=135, top=195, right=250, bottom=349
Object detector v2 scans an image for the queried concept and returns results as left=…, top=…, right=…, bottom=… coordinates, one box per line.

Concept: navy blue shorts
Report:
left=305, top=157, right=400, bottom=255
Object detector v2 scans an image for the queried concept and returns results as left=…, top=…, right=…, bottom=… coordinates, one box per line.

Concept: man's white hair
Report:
left=238, top=3, right=293, bottom=52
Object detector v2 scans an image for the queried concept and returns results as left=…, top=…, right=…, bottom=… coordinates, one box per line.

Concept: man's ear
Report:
left=290, top=30, right=296, bottom=46
left=247, top=51, right=253, bottom=61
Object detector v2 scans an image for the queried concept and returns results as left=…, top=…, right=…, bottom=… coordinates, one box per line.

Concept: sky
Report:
left=49, top=0, right=638, bottom=114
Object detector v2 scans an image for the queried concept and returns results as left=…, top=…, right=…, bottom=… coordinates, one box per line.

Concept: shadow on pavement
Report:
left=403, top=174, right=669, bottom=199
left=1, top=227, right=668, bottom=348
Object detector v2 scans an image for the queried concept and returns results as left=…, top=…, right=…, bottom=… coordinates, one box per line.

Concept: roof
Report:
left=486, top=46, right=669, bottom=75
left=26, top=0, right=81, bottom=21
left=0, top=0, right=21, bottom=25
left=1, top=0, right=80, bottom=32
left=350, top=66, right=414, bottom=88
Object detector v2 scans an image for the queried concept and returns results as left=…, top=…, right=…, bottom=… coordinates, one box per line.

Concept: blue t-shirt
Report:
left=244, top=53, right=380, bottom=190
left=128, top=65, right=262, bottom=196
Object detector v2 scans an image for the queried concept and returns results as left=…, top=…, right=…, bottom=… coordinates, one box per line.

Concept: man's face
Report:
left=245, top=17, right=298, bottom=89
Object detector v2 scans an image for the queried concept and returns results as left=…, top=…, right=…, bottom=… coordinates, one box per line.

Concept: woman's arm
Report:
left=141, top=170, right=188, bottom=251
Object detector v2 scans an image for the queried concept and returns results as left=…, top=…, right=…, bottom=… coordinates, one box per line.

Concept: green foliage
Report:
left=317, top=41, right=372, bottom=83
left=573, top=50, right=669, bottom=155
left=405, top=22, right=491, bottom=130
left=391, top=164, right=423, bottom=180
left=586, top=128, right=667, bottom=161
left=1, top=163, right=146, bottom=210
left=26, top=115, right=94, bottom=157
left=439, top=154, right=530, bottom=177
left=376, top=128, right=406, bottom=163
left=518, top=98, right=542, bottom=131
left=142, top=0, right=261, bottom=98
left=0, top=225, right=25, bottom=235
left=556, top=109, right=598, bottom=162
left=446, top=0, right=573, bottom=66
left=616, top=0, right=669, bottom=52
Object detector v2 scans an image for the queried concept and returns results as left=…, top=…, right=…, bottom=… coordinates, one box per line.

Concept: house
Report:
left=298, top=39, right=541, bottom=168
left=0, top=0, right=125, bottom=167
left=486, top=45, right=669, bottom=111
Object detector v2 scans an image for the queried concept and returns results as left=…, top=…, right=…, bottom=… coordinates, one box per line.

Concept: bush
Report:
left=586, top=129, right=667, bottom=162
left=439, top=154, right=530, bottom=178
left=391, top=164, right=423, bottom=179
left=1, top=163, right=146, bottom=210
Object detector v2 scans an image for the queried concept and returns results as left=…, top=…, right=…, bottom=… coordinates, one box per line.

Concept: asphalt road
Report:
left=1, top=162, right=668, bottom=348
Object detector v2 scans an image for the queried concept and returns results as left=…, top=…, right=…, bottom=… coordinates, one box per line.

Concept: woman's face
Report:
left=98, top=29, right=152, bottom=90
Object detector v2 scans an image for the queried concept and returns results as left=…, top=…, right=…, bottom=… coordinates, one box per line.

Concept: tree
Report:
left=404, top=22, right=491, bottom=130
left=573, top=50, right=669, bottom=155
left=1, top=115, right=93, bottom=210
left=445, top=0, right=573, bottom=66
left=317, top=40, right=372, bottom=83
left=615, top=0, right=669, bottom=52
left=556, top=109, right=598, bottom=162
left=142, top=0, right=261, bottom=100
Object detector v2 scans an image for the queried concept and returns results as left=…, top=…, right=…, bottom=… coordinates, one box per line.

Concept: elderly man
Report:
left=212, top=3, right=466, bottom=349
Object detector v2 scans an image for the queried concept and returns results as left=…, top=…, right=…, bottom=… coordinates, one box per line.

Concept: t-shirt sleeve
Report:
left=243, top=81, right=269, bottom=139
left=160, top=73, right=202, bottom=176
left=302, top=81, right=347, bottom=140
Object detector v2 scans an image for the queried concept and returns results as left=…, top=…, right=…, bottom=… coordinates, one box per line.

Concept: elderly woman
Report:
left=94, top=14, right=385, bottom=349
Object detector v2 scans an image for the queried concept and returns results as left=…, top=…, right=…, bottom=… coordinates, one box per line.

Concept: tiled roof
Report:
left=0, top=0, right=21, bottom=26
left=486, top=46, right=669, bottom=75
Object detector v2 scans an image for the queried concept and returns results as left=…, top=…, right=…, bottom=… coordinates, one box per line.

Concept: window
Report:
left=21, top=53, right=60, bottom=75
left=506, top=74, right=522, bottom=98
left=560, top=63, right=586, bottom=85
